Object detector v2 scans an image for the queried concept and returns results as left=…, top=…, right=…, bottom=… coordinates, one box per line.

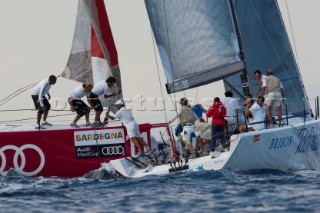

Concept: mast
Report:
left=228, top=0, right=252, bottom=98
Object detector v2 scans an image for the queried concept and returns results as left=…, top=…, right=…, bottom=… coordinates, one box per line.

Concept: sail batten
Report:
left=145, top=0, right=243, bottom=94
left=166, top=61, right=244, bottom=93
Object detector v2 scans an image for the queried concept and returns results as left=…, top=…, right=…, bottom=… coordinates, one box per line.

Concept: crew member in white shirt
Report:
left=31, top=75, right=57, bottom=129
left=222, top=91, right=241, bottom=134
left=90, top=76, right=118, bottom=127
left=254, top=70, right=267, bottom=97
left=107, top=99, right=150, bottom=155
left=245, top=96, right=266, bottom=130
left=68, top=83, right=93, bottom=128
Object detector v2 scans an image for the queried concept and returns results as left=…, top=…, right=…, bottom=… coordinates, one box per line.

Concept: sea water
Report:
left=0, top=168, right=319, bottom=213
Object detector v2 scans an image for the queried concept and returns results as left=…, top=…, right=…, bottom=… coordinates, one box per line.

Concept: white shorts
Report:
left=194, top=127, right=211, bottom=139
left=225, top=117, right=236, bottom=133
left=265, top=92, right=282, bottom=107
left=126, top=122, right=141, bottom=138
left=194, top=120, right=211, bottom=139
left=180, top=125, right=195, bottom=144
left=201, top=128, right=211, bottom=140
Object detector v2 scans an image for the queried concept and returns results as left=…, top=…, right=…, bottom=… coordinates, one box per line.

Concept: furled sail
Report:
left=61, top=0, right=122, bottom=104
left=145, top=0, right=244, bottom=94
left=224, top=0, right=311, bottom=116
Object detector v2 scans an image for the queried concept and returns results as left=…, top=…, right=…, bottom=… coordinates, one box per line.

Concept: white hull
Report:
left=108, top=150, right=234, bottom=178
left=227, top=119, right=320, bottom=170
left=108, top=119, right=320, bottom=178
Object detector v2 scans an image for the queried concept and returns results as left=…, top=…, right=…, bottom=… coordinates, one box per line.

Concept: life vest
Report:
left=207, top=101, right=226, bottom=126
left=179, top=106, right=196, bottom=126
left=266, top=75, right=281, bottom=94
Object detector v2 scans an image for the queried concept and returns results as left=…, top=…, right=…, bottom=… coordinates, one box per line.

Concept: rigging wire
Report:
left=0, top=109, right=71, bottom=113
left=249, top=0, right=308, bottom=110
left=162, top=0, right=179, bottom=119
left=0, top=109, right=36, bottom=112
left=0, top=113, right=75, bottom=124
left=160, top=0, right=182, bottom=161
left=0, top=75, right=61, bottom=108
left=195, top=88, right=199, bottom=104
left=0, top=83, right=37, bottom=107
left=150, top=31, right=170, bottom=124
left=284, top=0, right=301, bottom=67
left=0, top=82, right=36, bottom=102
left=0, top=111, right=122, bottom=125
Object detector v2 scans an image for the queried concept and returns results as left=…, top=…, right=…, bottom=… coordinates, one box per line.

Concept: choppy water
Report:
left=0, top=168, right=320, bottom=213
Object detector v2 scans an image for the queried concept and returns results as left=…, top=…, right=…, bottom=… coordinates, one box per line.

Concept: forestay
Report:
left=145, top=0, right=244, bottom=94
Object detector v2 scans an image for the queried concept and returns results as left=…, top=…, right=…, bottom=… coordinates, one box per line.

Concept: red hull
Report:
left=0, top=123, right=167, bottom=178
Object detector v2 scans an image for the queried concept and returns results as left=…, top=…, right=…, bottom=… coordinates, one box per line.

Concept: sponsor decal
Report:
left=269, top=136, right=293, bottom=150
left=75, top=132, right=123, bottom=142
left=74, top=129, right=125, bottom=146
left=295, top=127, right=319, bottom=154
left=102, top=146, right=124, bottom=155
left=0, top=144, right=45, bottom=176
left=76, top=144, right=125, bottom=159
left=76, top=146, right=99, bottom=158
left=197, top=165, right=204, bottom=171
left=181, top=80, right=189, bottom=89
left=252, top=135, right=260, bottom=142
left=74, top=129, right=125, bottom=159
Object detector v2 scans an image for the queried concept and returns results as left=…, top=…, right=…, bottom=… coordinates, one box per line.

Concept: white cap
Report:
left=115, top=99, right=124, bottom=105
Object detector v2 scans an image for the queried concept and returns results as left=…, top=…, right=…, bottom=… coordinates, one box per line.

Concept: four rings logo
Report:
left=102, top=146, right=124, bottom=156
left=0, top=144, right=45, bottom=176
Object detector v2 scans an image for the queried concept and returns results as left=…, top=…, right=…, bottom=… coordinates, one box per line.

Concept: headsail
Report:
left=62, top=0, right=122, bottom=99
left=145, top=0, right=244, bottom=94
left=224, top=0, right=311, bottom=116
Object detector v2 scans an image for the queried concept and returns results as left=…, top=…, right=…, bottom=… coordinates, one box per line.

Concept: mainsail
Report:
left=145, top=0, right=311, bottom=117
left=61, top=0, right=122, bottom=102
left=224, top=0, right=311, bottom=116
left=145, top=0, right=244, bottom=94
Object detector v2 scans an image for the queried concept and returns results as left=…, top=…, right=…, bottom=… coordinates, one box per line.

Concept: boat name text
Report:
left=296, top=127, right=318, bottom=153
left=269, top=136, right=293, bottom=150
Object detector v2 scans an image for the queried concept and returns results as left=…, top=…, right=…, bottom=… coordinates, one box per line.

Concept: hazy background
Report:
left=0, top=0, right=319, bottom=126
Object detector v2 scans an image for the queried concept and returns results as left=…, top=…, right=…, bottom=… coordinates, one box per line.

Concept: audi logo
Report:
left=0, top=144, right=45, bottom=176
left=101, top=146, right=124, bottom=155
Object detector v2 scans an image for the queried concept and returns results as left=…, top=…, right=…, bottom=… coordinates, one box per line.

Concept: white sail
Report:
left=145, top=0, right=244, bottom=94
left=61, top=0, right=122, bottom=108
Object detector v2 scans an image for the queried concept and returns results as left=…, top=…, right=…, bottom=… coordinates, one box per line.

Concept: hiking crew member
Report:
left=69, top=83, right=93, bottom=128
left=90, top=76, right=118, bottom=127
left=31, top=75, right=57, bottom=129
